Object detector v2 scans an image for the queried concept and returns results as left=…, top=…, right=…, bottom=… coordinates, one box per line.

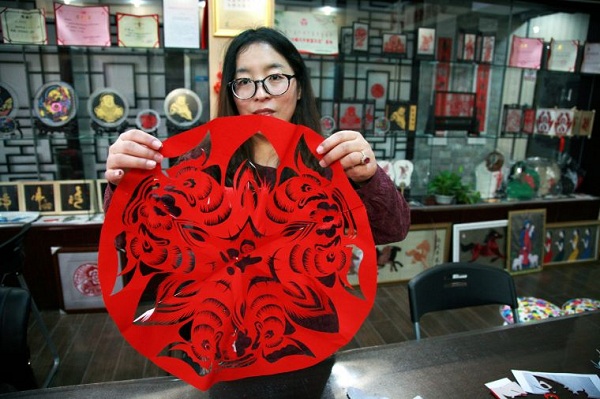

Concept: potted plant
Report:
left=428, top=169, right=481, bottom=205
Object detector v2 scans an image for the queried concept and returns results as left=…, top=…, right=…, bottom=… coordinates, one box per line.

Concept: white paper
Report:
left=512, top=370, right=600, bottom=398
left=163, top=0, right=199, bottom=48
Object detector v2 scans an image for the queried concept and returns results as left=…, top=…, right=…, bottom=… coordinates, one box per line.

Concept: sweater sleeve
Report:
left=354, top=166, right=411, bottom=245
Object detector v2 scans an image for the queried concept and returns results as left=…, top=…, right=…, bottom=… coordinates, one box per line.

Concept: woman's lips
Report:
left=253, top=108, right=275, bottom=116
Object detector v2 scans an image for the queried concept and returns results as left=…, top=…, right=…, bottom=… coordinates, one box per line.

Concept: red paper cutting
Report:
left=98, top=115, right=376, bottom=390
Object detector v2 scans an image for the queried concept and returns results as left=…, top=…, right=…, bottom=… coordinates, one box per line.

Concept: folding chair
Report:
left=408, top=262, right=520, bottom=340
left=0, top=223, right=59, bottom=388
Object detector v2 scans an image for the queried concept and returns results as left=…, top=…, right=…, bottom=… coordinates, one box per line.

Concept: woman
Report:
left=104, top=27, right=409, bottom=244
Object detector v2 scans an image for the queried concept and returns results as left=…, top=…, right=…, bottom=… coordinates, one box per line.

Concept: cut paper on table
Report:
left=485, top=377, right=527, bottom=398
left=98, top=115, right=377, bottom=391
left=512, top=370, right=600, bottom=398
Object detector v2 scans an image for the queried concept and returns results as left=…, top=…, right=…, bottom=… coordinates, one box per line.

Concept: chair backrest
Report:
left=0, top=286, right=31, bottom=357
left=0, top=223, right=31, bottom=278
left=408, top=262, right=519, bottom=340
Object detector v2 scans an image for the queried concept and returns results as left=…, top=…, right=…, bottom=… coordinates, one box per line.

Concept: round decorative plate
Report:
left=135, top=109, right=161, bottom=133
left=0, top=117, right=17, bottom=134
left=88, top=88, right=129, bottom=128
left=0, top=82, right=19, bottom=119
left=163, top=88, right=202, bottom=128
left=320, top=115, right=336, bottom=135
left=33, top=81, right=78, bottom=127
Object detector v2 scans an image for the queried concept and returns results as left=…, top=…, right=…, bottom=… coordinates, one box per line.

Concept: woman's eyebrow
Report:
left=235, top=63, right=286, bottom=74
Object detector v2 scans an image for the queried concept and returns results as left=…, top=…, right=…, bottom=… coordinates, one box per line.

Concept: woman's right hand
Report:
left=105, top=129, right=163, bottom=185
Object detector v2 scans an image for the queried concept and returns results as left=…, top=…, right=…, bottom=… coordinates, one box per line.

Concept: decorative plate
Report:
left=163, top=88, right=202, bottom=128
left=0, top=82, right=18, bottom=118
left=135, top=109, right=161, bottom=133
left=33, top=81, right=78, bottom=127
left=88, top=88, right=129, bottom=128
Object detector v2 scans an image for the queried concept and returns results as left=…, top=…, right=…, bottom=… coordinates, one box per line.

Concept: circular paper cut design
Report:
left=136, top=109, right=161, bottom=133
left=99, top=115, right=376, bottom=390
left=0, top=117, right=17, bottom=134
left=374, top=116, right=390, bottom=136
left=0, top=82, right=18, bottom=118
left=320, top=115, right=336, bottom=134
left=88, top=88, right=129, bottom=128
left=500, top=296, right=562, bottom=324
left=73, top=263, right=101, bottom=297
left=562, top=297, right=600, bottom=315
left=164, top=88, right=202, bottom=128
left=33, top=81, right=77, bottom=127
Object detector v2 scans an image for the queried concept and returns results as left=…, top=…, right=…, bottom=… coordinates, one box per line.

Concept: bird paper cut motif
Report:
left=99, top=115, right=376, bottom=390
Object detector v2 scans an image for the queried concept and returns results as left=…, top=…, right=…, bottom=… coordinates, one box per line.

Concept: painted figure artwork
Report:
left=99, top=115, right=377, bottom=390
left=508, top=209, right=545, bottom=274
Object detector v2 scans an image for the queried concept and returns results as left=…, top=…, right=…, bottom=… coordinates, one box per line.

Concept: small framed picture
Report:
left=340, top=26, right=353, bottom=55
left=352, top=22, right=369, bottom=52
left=21, top=181, right=58, bottom=214
left=547, top=39, right=579, bottom=72
left=57, top=180, right=95, bottom=214
left=452, top=220, right=508, bottom=268
left=574, top=110, right=595, bottom=137
left=386, top=101, right=417, bottom=132
left=543, top=220, right=600, bottom=266
left=507, top=209, right=546, bottom=275
left=522, top=108, right=536, bottom=134
left=0, top=182, right=22, bottom=211
left=337, top=102, right=364, bottom=130
left=457, top=31, right=477, bottom=62
left=502, top=105, right=523, bottom=134
left=382, top=33, right=406, bottom=56
left=366, top=70, right=389, bottom=110
left=416, top=27, right=436, bottom=58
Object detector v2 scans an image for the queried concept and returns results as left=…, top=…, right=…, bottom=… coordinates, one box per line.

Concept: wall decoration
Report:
left=96, top=179, right=108, bottom=213
left=337, top=102, right=364, bottom=130
left=275, top=11, right=338, bottom=55
left=164, top=88, right=203, bottom=128
left=509, top=36, right=544, bottom=69
left=0, top=182, right=22, bottom=212
left=340, top=26, right=353, bottom=55
left=32, top=81, right=78, bottom=128
left=522, top=108, right=536, bottom=134
left=88, top=88, right=129, bottom=129
left=136, top=109, right=161, bottom=134
left=21, top=182, right=58, bottom=214
left=320, top=115, right=336, bottom=135
left=352, top=22, right=369, bottom=52
left=544, top=221, right=600, bottom=266
left=57, top=180, right=95, bottom=214
left=457, top=31, right=477, bottom=62
left=502, top=105, right=523, bottom=134
left=573, top=110, right=595, bottom=137
left=382, top=33, right=406, bottom=56
left=553, top=108, right=574, bottom=136
left=434, top=91, right=476, bottom=131
left=478, top=34, right=496, bottom=64
left=55, top=247, right=121, bottom=312
left=373, top=116, right=390, bottom=136
left=547, top=39, right=579, bottom=72
left=507, top=208, right=546, bottom=275
left=386, top=101, right=417, bottom=132
left=116, top=13, right=160, bottom=48
left=436, top=37, right=452, bottom=61
left=54, top=3, right=110, bottom=47
left=580, top=42, right=600, bottom=74
left=535, top=108, right=556, bottom=135
left=0, top=7, right=47, bottom=45
left=163, top=0, right=199, bottom=48
left=366, top=70, right=389, bottom=110
left=0, top=81, right=19, bottom=135
left=347, top=223, right=451, bottom=285
left=452, top=220, right=508, bottom=268
left=211, top=0, right=272, bottom=37
left=416, top=27, right=436, bottom=58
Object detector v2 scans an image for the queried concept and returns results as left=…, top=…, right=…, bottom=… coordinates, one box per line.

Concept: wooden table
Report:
left=7, top=311, right=599, bottom=399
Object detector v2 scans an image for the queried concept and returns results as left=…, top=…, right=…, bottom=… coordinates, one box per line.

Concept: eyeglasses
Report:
left=228, top=73, right=296, bottom=100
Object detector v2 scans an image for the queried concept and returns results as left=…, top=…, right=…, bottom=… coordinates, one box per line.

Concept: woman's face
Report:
left=232, top=42, right=300, bottom=122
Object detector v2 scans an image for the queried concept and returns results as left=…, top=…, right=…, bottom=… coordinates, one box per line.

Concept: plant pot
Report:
left=435, top=194, right=454, bottom=205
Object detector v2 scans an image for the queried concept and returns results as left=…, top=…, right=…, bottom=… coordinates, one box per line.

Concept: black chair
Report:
left=0, top=223, right=59, bottom=388
left=408, top=262, right=520, bottom=340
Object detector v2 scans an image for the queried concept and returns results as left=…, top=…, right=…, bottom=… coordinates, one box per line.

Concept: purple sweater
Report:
left=104, top=165, right=410, bottom=245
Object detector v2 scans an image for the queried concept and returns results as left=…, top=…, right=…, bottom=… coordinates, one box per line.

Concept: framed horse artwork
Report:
left=452, top=219, right=508, bottom=268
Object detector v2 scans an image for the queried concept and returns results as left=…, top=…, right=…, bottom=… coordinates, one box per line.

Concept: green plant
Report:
left=428, top=169, right=482, bottom=204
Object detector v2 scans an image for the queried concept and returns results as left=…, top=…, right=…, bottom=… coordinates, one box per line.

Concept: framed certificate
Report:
left=54, top=3, right=110, bottom=47
left=509, top=36, right=544, bottom=69
left=547, top=40, right=579, bottom=72
left=211, top=0, right=273, bottom=37
left=580, top=42, right=600, bottom=74
left=116, top=13, right=160, bottom=48
left=0, top=8, right=47, bottom=45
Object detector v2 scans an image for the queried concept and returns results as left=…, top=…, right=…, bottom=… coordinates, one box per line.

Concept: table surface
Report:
left=4, top=312, right=600, bottom=399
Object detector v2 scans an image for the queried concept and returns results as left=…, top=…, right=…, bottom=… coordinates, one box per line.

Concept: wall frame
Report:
left=0, top=182, right=22, bottom=211
left=96, top=179, right=108, bottom=212
left=366, top=70, right=389, bottom=110
left=507, top=208, right=546, bottom=275
left=416, top=27, right=436, bottom=58
left=544, top=220, right=600, bottom=266
left=54, top=246, right=115, bottom=313
left=210, top=0, right=273, bottom=37
left=382, top=33, right=406, bottom=57
left=340, top=26, right=353, bottom=55
left=337, top=101, right=364, bottom=130
left=347, top=223, right=451, bottom=285
left=57, top=180, right=95, bottom=214
left=352, top=22, right=369, bottom=52
left=452, top=220, right=508, bottom=268
left=21, top=181, right=58, bottom=214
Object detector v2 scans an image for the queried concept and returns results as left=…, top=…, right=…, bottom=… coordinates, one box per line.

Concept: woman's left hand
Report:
left=316, top=130, right=377, bottom=185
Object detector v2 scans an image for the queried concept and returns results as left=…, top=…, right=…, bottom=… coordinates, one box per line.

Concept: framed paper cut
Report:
left=434, top=91, right=476, bottom=131
left=535, top=108, right=556, bottom=135
left=366, top=70, right=389, bottom=109
left=337, top=102, right=364, bottom=130
left=416, top=27, right=436, bottom=58
left=364, top=102, right=375, bottom=133
left=88, top=88, right=129, bottom=129
left=347, top=223, right=451, bottom=285
left=507, top=209, right=546, bottom=275
left=580, top=42, right=600, bottom=74
left=0, top=182, right=22, bottom=212
left=21, top=181, right=58, bottom=214
left=54, top=246, right=122, bottom=312
left=352, top=22, right=369, bottom=52
left=479, top=34, right=496, bottom=64
left=457, top=31, right=477, bottom=62
left=553, top=108, right=575, bottom=136
left=382, top=33, right=406, bottom=56
left=386, top=101, right=417, bottom=132
left=574, top=110, right=595, bottom=137
left=543, top=220, right=600, bottom=266
left=502, top=105, right=523, bottom=134
left=522, top=108, right=536, bottom=134
left=57, top=180, right=95, bottom=214
left=340, top=26, right=353, bottom=55
left=509, top=36, right=544, bottom=69
left=452, top=220, right=508, bottom=268
left=547, top=39, right=579, bottom=72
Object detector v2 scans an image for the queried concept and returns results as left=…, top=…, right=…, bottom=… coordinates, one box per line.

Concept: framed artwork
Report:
left=96, top=179, right=108, bottom=213
left=33, top=81, right=78, bottom=128
left=547, top=39, right=579, bottom=72
left=164, top=88, right=203, bottom=128
left=416, top=27, right=436, bottom=58
left=580, top=42, right=600, bottom=74
left=54, top=247, right=122, bottom=312
left=535, top=108, right=556, bottom=135
left=573, top=110, right=595, bottom=137
left=457, top=31, right=477, bottom=62
left=479, top=34, right=496, bottom=64
left=522, top=108, right=536, bottom=134
left=452, top=220, right=508, bottom=268
left=21, top=182, right=58, bottom=214
left=57, top=180, right=95, bottom=214
left=340, top=26, right=353, bottom=55
left=116, top=13, right=160, bottom=48
left=0, top=182, right=22, bottom=212
left=509, top=36, right=544, bottom=69
left=210, top=0, right=273, bottom=37
left=507, top=209, right=546, bottom=275
left=0, top=8, right=47, bottom=45
left=543, top=220, right=600, bottom=266
left=553, top=108, right=575, bottom=136
left=88, top=88, right=129, bottom=129
left=352, top=22, right=369, bottom=52
left=434, top=91, right=476, bottom=131
left=337, top=102, right=364, bottom=130
left=347, top=223, right=451, bottom=285
left=386, top=101, right=417, bottom=132
left=502, top=105, right=523, bottom=134
left=364, top=101, right=375, bottom=133
left=382, top=33, right=406, bottom=56
left=366, top=70, right=389, bottom=109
